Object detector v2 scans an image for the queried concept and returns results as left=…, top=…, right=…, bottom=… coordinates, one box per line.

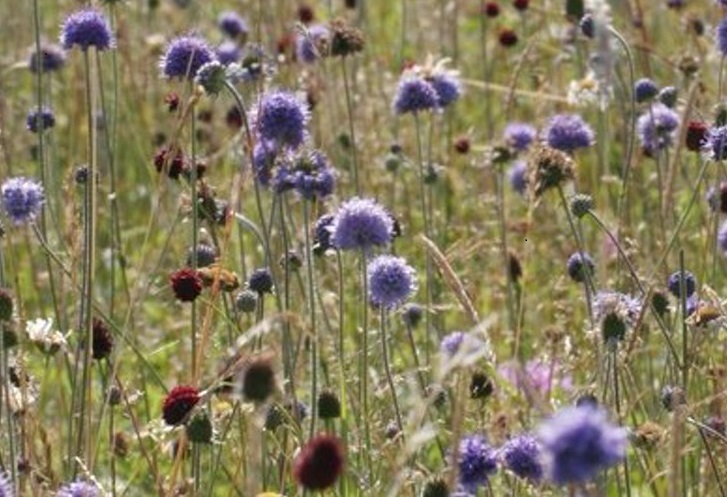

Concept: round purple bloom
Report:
left=592, top=290, right=642, bottom=329
left=440, top=331, right=465, bottom=355
left=26, top=107, right=55, bottom=133
left=703, top=125, right=727, bottom=161
left=56, top=480, right=99, bottom=497
left=1, top=177, right=44, bottom=226
left=313, top=214, right=335, bottom=254
left=0, top=470, right=12, bottom=497
left=636, top=103, right=680, bottom=155
left=252, top=141, right=277, bottom=186
left=667, top=270, right=696, bottom=298
left=253, top=91, right=309, bottom=151
left=458, top=434, right=498, bottom=492
left=501, top=434, right=543, bottom=482
left=216, top=41, right=241, bottom=65
left=393, top=74, right=438, bottom=115
left=218, top=11, right=248, bottom=40
left=296, top=25, right=329, bottom=64
left=634, top=78, right=658, bottom=103
left=504, top=122, right=537, bottom=151
left=60, top=8, right=114, bottom=51
left=507, top=160, right=528, bottom=195
left=544, top=114, right=594, bottom=152
left=330, top=197, right=393, bottom=251
left=367, top=255, right=417, bottom=309
left=567, top=252, right=595, bottom=283
left=248, top=267, right=274, bottom=294
left=160, top=35, right=216, bottom=80
left=718, top=17, right=727, bottom=56
left=538, top=405, right=627, bottom=484
left=429, top=73, right=461, bottom=108
left=30, top=44, right=66, bottom=73
left=718, top=220, right=727, bottom=254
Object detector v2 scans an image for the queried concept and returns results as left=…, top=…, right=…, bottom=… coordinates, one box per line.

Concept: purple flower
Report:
left=330, top=197, right=394, bottom=251
left=240, top=43, right=274, bottom=82
left=667, top=270, right=696, bottom=298
left=160, top=35, right=216, bottom=80
left=0, top=470, right=12, bottom=497
left=393, top=74, right=438, bottom=115
left=537, top=405, right=628, bottom=484
left=634, top=78, right=658, bottom=103
left=218, top=11, right=248, bottom=40
left=636, top=103, right=680, bottom=155
left=507, top=160, right=528, bottom=195
left=543, top=114, right=594, bottom=152
left=248, top=267, right=274, bottom=294
left=499, top=359, right=573, bottom=396
left=57, top=480, right=99, bottom=497
left=718, top=220, right=727, bottom=253
left=216, top=41, right=241, bottom=65
left=718, top=17, right=727, bottom=56
left=30, top=44, right=66, bottom=73
left=26, top=107, right=55, bottom=133
left=253, top=91, right=309, bottom=151
left=567, top=252, right=595, bottom=283
left=1, top=177, right=44, bottom=226
left=367, top=255, right=417, bottom=309
left=429, top=73, right=461, bottom=108
left=284, top=150, right=336, bottom=199
left=313, top=214, right=335, bottom=254
left=457, top=434, right=498, bottom=492
left=296, top=25, right=329, bottom=64
left=60, top=8, right=115, bottom=51
left=703, top=125, right=727, bottom=161
left=500, top=434, right=543, bottom=482
left=440, top=331, right=465, bottom=355
left=252, top=141, right=277, bottom=186
left=504, top=122, right=537, bottom=151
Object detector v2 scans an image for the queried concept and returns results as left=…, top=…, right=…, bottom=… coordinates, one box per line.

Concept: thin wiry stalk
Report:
left=341, top=58, right=361, bottom=194
left=380, top=307, right=403, bottom=433
left=303, top=199, right=318, bottom=439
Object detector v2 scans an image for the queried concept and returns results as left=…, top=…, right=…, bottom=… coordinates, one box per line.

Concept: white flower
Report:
left=26, top=317, right=68, bottom=355
left=567, top=73, right=602, bottom=108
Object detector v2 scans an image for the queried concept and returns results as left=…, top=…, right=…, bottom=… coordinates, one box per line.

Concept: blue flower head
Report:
left=1, top=177, right=44, bottom=226
left=313, top=214, right=335, bottom=254
left=567, top=252, right=595, bottom=283
left=160, top=35, right=216, bottom=80
left=279, top=150, right=336, bottom=199
left=330, top=197, right=393, bottom=251
left=544, top=114, right=594, bottom=152
left=218, top=11, right=248, bottom=40
left=30, top=44, right=66, bottom=73
left=253, top=91, right=310, bottom=151
left=0, top=470, right=12, bottom=497
left=457, top=434, right=498, bottom=492
left=56, top=480, right=99, bottom=497
left=718, top=17, right=727, bottom=56
left=501, top=434, right=543, bottom=482
left=667, top=270, right=696, bottom=298
left=504, top=122, right=537, bottom=151
left=634, top=78, right=659, bottom=103
left=60, top=8, right=115, bottom=51
left=296, top=25, right=330, bottom=64
left=216, top=41, right=241, bottom=65
left=703, top=125, right=727, bottom=161
left=428, top=72, right=461, bottom=108
left=393, top=74, right=438, bottom=115
left=507, top=160, right=528, bottom=195
left=440, top=331, right=465, bottom=355
left=367, top=255, right=417, bottom=309
left=26, top=107, right=55, bottom=133
left=537, top=405, right=627, bottom=484
left=637, top=103, right=680, bottom=155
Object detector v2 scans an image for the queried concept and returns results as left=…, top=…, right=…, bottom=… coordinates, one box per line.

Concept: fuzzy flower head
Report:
left=330, top=197, right=394, bottom=251
left=416, top=57, right=462, bottom=109
left=593, top=290, right=642, bottom=343
left=57, top=480, right=99, bottom=497
left=215, top=41, right=241, bottom=65
left=253, top=90, right=309, bottom=151
left=457, top=434, right=498, bottom=492
left=170, top=268, right=203, bottom=302
left=634, top=77, right=659, bottom=103
left=26, top=318, right=68, bottom=356
left=393, top=71, right=439, bottom=115
left=160, top=35, right=216, bottom=80
left=440, top=331, right=465, bottom=355
left=26, top=107, right=55, bottom=133
left=60, top=8, right=114, bottom=51
left=273, top=150, right=335, bottom=199
left=504, top=122, right=537, bottom=152
left=218, top=11, right=248, bottom=40
left=703, top=125, right=727, bottom=161
left=313, top=214, right=335, bottom=254
left=296, top=24, right=330, bottom=64
left=567, top=252, right=595, bottom=283
left=162, top=385, right=200, bottom=426
left=194, top=61, right=227, bottom=96
left=637, top=103, right=680, bottom=155
left=537, top=404, right=628, bottom=484
left=543, top=114, right=594, bottom=152
left=500, top=434, right=543, bottom=482
left=367, top=255, right=417, bottom=309
left=0, top=470, right=11, bottom=497
left=527, top=145, right=576, bottom=198
left=293, top=434, right=345, bottom=491
left=508, top=160, right=528, bottom=195
left=30, top=43, right=66, bottom=73
left=667, top=270, right=696, bottom=298
left=1, top=177, right=44, bottom=226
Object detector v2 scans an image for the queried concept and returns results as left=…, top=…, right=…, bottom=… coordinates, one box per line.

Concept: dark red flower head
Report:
left=293, top=434, right=345, bottom=491
left=483, top=1, right=500, bottom=17
left=162, top=385, right=200, bottom=426
left=499, top=28, right=518, bottom=47
left=298, top=4, right=315, bottom=24
left=170, top=268, right=203, bottom=302
left=154, top=146, right=188, bottom=180
left=239, top=356, right=277, bottom=403
left=92, top=317, right=114, bottom=360
left=165, top=92, right=180, bottom=113
left=454, top=136, right=471, bottom=155
left=685, top=121, right=708, bottom=152
left=513, top=0, right=529, bottom=11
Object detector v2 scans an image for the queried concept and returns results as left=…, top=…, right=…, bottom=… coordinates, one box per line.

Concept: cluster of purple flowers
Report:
left=393, top=61, right=461, bottom=115
left=367, top=255, right=417, bottom=309
left=636, top=103, right=680, bottom=155
left=272, top=150, right=335, bottom=199
left=296, top=25, right=330, bottom=64
left=60, top=8, right=115, bottom=51
left=543, top=114, right=594, bottom=153
left=1, top=177, right=44, bottom=226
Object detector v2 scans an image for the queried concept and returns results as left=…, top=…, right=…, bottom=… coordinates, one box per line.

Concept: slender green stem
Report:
left=360, top=251, right=373, bottom=476
left=341, top=58, right=360, bottom=194
left=303, top=200, right=318, bottom=439
left=381, top=308, right=403, bottom=433
left=414, top=114, right=433, bottom=345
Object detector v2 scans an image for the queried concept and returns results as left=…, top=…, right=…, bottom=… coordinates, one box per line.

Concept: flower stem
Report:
left=341, top=58, right=360, bottom=195
left=303, top=200, right=318, bottom=439
left=381, top=308, right=403, bottom=434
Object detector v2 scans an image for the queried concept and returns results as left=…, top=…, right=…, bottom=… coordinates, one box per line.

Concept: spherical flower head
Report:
left=0, top=289, right=13, bottom=322
left=235, top=289, right=258, bottom=313
left=253, top=91, right=309, bottom=151
left=187, top=243, right=218, bottom=268
left=160, top=35, right=216, bottom=80
left=318, top=389, right=342, bottom=419
left=248, top=267, right=274, bottom=294
left=26, top=107, right=55, bottom=133
left=634, top=78, right=659, bottom=103
left=162, top=385, right=200, bottom=426
left=60, top=8, right=115, bottom=51
left=293, top=434, right=345, bottom=491
left=218, top=11, right=248, bottom=40
left=252, top=141, right=276, bottom=186
left=313, top=213, right=335, bottom=254
left=401, top=302, right=424, bottom=328
left=0, top=470, right=12, bottom=497
left=593, top=290, right=642, bottom=343
left=508, top=160, right=528, bottom=195
left=296, top=25, right=330, bottom=64
left=57, top=480, right=99, bottom=497
left=501, top=434, right=543, bottom=482
left=215, top=41, right=241, bottom=65
left=330, top=197, right=394, bottom=251
left=170, top=268, right=203, bottom=302
left=667, top=270, right=696, bottom=298
left=1, top=177, right=44, bottom=226
left=528, top=145, right=576, bottom=198
left=194, top=61, right=227, bottom=96
left=483, top=2, right=500, bottom=17
left=91, top=318, right=114, bottom=360
left=393, top=73, right=439, bottom=115
left=238, top=357, right=276, bottom=403
left=283, top=150, right=336, bottom=200
left=440, top=331, right=465, bottom=355
left=428, top=72, right=461, bottom=108
left=718, top=17, right=727, bottom=56
left=504, top=122, right=537, bottom=151
left=659, top=86, right=678, bottom=107
left=537, top=404, right=627, bottom=484
left=686, top=121, right=709, bottom=153
left=703, top=125, right=727, bottom=161
left=457, top=434, right=498, bottom=491
left=30, top=43, right=66, bottom=73
left=580, top=14, right=595, bottom=38
left=544, top=114, right=594, bottom=152
left=367, top=255, right=418, bottom=309
left=567, top=252, right=595, bottom=283
left=636, top=103, right=680, bottom=155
